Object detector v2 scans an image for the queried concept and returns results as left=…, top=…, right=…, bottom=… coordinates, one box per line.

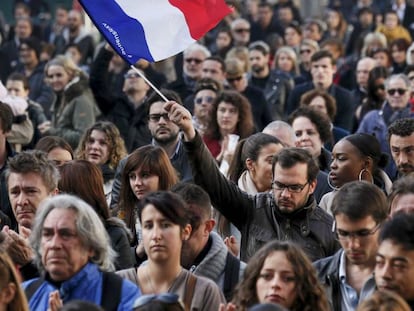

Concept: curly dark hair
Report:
left=231, top=240, right=329, bottom=311
left=288, top=106, right=333, bottom=144
left=206, top=90, right=255, bottom=140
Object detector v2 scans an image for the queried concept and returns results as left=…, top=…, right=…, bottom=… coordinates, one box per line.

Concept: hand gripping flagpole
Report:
left=129, top=65, right=169, bottom=102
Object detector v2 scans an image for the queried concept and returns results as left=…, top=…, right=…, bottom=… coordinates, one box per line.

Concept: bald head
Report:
left=357, top=57, right=376, bottom=88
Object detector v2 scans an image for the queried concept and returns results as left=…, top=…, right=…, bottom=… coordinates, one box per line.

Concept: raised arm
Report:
left=164, top=101, right=253, bottom=229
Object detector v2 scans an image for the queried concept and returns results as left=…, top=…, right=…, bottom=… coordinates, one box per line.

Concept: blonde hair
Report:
left=274, top=46, right=299, bottom=75
left=356, top=290, right=410, bottom=311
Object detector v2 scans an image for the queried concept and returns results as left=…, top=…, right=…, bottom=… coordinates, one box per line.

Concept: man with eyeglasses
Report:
left=375, top=213, right=414, bottom=309
left=230, top=18, right=251, bottom=47
left=295, top=39, right=319, bottom=85
left=90, top=44, right=151, bottom=152
left=167, top=43, right=211, bottom=102
left=358, top=74, right=414, bottom=179
left=388, top=118, right=414, bottom=179
left=164, top=99, right=338, bottom=262
left=247, top=40, right=293, bottom=121
left=314, top=181, right=389, bottom=311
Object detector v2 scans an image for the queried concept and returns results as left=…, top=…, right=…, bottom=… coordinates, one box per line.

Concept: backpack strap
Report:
left=183, top=272, right=197, bottom=311
left=24, top=277, right=44, bottom=301
left=101, top=271, right=123, bottom=311
left=223, top=252, right=240, bottom=301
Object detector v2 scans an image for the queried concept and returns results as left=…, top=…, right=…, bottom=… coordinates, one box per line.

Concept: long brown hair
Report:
left=118, top=146, right=178, bottom=239
left=0, top=251, right=29, bottom=311
left=58, top=160, right=110, bottom=221
left=232, top=240, right=329, bottom=311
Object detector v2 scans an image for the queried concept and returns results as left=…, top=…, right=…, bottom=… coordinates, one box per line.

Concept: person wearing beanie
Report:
left=15, top=37, right=55, bottom=119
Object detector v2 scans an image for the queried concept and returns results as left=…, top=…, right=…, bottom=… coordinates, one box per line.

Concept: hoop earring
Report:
left=327, top=171, right=340, bottom=191
left=358, top=168, right=374, bottom=183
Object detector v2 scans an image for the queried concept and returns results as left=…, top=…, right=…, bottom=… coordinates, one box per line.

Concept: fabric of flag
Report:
left=79, top=0, right=232, bottom=64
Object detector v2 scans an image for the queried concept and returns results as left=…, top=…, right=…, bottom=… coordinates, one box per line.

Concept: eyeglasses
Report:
left=124, top=72, right=141, bottom=79
left=227, top=76, right=243, bottom=83
left=195, top=96, right=214, bottom=104
left=300, top=49, right=311, bottom=54
left=408, top=76, right=414, bottom=81
left=133, top=293, right=184, bottom=309
left=334, top=223, right=381, bottom=242
left=185, top=58, right=203, bottom=64
left=271, top=181, right=309, bottom=193
left=148, top=113, right=170, bottom=122
left=234, top=28, right=250, bottom=33
left=387, top=88, right=407, bottom=96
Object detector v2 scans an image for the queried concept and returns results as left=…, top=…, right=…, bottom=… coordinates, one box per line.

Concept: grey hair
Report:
left=262, top=121, right=297, bottom=147
left=385, top=74, right=411, bottom=89
left=30, top=194, right=116, bottom=274
left=183, top=43, right=211, bottom=58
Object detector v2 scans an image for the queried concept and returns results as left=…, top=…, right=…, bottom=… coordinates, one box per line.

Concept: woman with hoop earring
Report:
left=320, top=133, right=392, bottom=214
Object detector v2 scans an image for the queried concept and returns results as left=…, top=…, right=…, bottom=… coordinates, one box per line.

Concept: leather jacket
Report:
left=184, top=132, right=339, bottom=262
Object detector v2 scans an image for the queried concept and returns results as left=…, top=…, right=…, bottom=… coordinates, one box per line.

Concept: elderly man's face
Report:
left=41, top=208, right=93, bottom=282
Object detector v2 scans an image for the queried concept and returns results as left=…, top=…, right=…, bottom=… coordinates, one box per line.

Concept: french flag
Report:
left=79, top=0, right=232, bottom=64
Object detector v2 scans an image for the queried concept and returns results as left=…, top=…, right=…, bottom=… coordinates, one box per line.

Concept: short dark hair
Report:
left=379, top=213, right=414, bottom=251
left=7, top=72, right=29, bottom=90
left=331, top=181, right=388, bottom=223
left=171, top=182, right=211, bottom=232
left=146, top=89, right=182, bottom=115
left=271, top=147, right=319, bottom=182
left=310, top=49, right=335, bottom=65
left=388, top=118, right=414, bottom=141
left=204, top=56, right=226, bottom=72
left=137, top=191, right=190, bottom=230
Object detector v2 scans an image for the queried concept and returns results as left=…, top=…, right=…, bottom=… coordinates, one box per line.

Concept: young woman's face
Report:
left=141, top=204, right=184, bottom=263
left=329, top=139, right=366, bottom=188
left=217, top=102, right=239, bottom=134
left=47, top=147, right=72, bottom=167
left=256, top=251, right=297, bottom=309
left=391, top=45, right=407, bottom=64
left=248, top=143, right=283, bottom=192
left=277, top=52, right=294, bottom=73
left=129, top=167, right=160, bottom=200
left=46, top=65, right=71, bottom=92
left=85, top=130, right=110, bottom=165
left=327, top=10, right=340, bottom=29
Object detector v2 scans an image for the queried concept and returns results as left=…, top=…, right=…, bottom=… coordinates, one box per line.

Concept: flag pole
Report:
left=130, top=65, right=169, bottom=102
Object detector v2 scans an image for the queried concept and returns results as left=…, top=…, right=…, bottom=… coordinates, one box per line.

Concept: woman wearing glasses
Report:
left=320, top=133, right=391, bottom=214
left=190, top=78, right=222, bottom=137
left=357, top=73, right=414, bottom=178
left=118, top=191, right=225, bottom=310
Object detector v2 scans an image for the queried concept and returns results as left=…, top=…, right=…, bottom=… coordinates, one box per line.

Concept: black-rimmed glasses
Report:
left=271, top=181, right=309, bottom=193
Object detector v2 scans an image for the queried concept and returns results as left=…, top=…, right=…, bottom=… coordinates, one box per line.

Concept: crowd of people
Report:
left=1, top=0, right=414, bottom=310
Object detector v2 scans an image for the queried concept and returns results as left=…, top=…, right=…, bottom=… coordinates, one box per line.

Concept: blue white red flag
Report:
left=79, top=0, right=232, bottom=64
